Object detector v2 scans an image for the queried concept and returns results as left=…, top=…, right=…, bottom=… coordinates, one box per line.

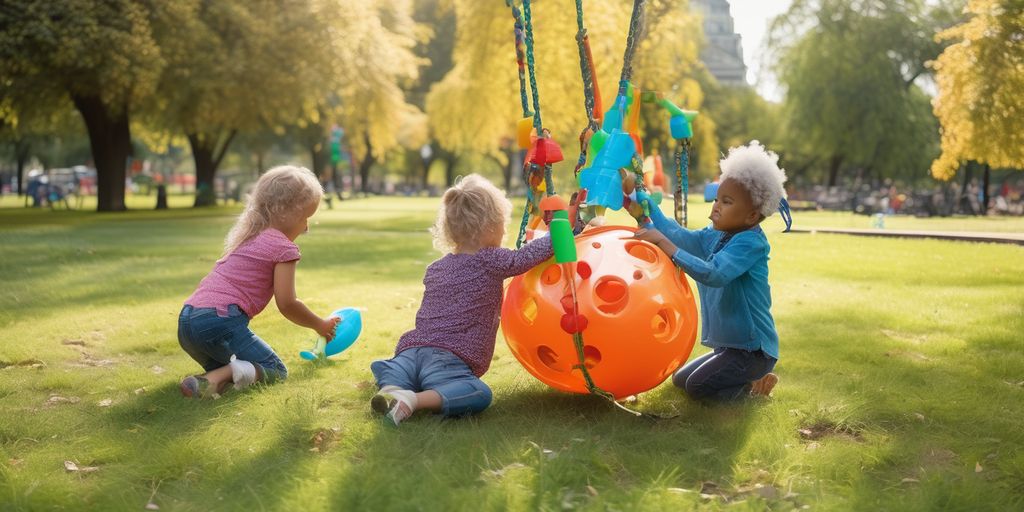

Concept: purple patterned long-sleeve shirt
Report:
left=395, top=236, right=554, bottom=377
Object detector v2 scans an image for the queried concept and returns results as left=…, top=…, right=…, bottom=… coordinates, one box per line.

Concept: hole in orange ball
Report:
left=625, top=241, right=659, bottom=264
left=537, top=345, right=569, bottom=373
left=593, top=276, right=629, bottom=315
left=540, top=264, right=561, bottom=285
left=633, top=270, right=644, bottom=280
left=592, top=242, right=601, bottom=249
left=651, top=308, right=676, bottom=341
left=582, top=345, right=601, bottom=369
left=522, top=297, right=538, bottom=325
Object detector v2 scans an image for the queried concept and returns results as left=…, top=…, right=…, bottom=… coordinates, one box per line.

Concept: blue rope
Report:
left=779, top=197, right=793, bottom=232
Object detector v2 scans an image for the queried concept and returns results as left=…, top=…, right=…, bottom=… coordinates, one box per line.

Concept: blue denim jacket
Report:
left=649, top=206, right=779, bottom=359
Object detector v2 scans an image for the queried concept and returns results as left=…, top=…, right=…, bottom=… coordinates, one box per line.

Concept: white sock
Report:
left=382, top=387, right=418, bottom=412
left=229, top=358, right=258, bottom=390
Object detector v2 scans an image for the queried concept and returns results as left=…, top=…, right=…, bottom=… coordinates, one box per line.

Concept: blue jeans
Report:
left=177, top=304, right=287, bottom=383
left=370, top=347, right=492, bottom=417
left=672, top=347, right=776, bottom=402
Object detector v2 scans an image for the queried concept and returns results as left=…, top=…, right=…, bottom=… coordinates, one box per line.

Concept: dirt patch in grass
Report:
left=0, top=358, right=46, bottom=370
left=797, top=420, right=864, bottom=442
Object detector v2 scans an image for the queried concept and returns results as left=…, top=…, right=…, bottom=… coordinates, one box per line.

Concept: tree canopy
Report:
left=930, top=0, right=1024, bottom=180
left=769, top=0, right=951, bottom=186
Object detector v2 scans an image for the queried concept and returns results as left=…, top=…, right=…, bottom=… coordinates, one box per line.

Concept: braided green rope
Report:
left=516, top=175, right=534, bottom=249
left=619, top=0, right=646, bottom=84
left=522, top=0, right=543, bottom=132
left=573, top=0, right=600, bottom=178
left=509, top=3, right=531, bottom=119
left=674, top=139, right=691, bottom=227
left=563, top=264, right=642, bottom=416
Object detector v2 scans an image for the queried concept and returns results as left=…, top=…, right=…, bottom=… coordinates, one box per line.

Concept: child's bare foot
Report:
left=750, top=373, right=779, bottom=397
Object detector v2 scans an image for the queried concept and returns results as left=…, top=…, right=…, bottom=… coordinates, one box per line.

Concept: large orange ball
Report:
left=501, top=225, right=699, bottom=398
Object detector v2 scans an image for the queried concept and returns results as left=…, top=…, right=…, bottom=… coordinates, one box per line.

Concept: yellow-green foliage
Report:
left=426, top=1, right=712, bottom=171
left=931, top=0, right=1024, bottom=179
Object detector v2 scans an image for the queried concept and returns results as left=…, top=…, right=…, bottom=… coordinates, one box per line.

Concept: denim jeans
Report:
left=671, top=347, right=776, bottom=402
left=177, top=304, right=287, bottom=383
left=370, top=346, right=493, bottom=417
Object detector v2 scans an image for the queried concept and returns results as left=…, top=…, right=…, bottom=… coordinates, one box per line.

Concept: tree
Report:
left=1, top=0, right=165, bottom=211
left=426, top=0, right=711, bottom=190
left=769, top=0, right=949, bottom=187
left=333, top=0, right=425, bottom=194
left=144, top=1, right=344, bottom=206
left=931, top=0, right=1024, bottom=181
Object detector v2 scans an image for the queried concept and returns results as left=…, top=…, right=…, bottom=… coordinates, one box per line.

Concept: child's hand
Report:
left=317, top=316, right=341, bottom=339
left=633, top=228, right=674, bottom=256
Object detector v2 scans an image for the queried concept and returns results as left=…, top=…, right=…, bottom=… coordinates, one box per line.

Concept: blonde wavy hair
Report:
left=223, top=165, right=323, bottom=254
left=431, top=174, right=513, bottom=253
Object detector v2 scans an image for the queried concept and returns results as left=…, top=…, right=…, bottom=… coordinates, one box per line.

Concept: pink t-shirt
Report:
left=186, top=228, right=300, bottom=317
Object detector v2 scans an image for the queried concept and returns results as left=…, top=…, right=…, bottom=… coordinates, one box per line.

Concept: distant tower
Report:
left=691, top=0, right=748, bottom=86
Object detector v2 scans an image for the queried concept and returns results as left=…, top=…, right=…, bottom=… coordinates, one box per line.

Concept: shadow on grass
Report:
left=74, top=379, right=329, bottom=510
left=323, top=383, right=762, bottom=509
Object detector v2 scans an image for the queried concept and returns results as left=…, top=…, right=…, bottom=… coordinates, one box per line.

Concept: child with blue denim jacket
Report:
left=634, top=142, right=788, bottom=402
left=369, top=175, right=553, bottom=426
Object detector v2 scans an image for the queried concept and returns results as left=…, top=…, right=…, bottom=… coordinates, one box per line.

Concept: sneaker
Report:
left=180, top=375, right=210, bottom=398
left=370, top=390, right=415, bottom=426
left=750, top=373, right=779, bottom=397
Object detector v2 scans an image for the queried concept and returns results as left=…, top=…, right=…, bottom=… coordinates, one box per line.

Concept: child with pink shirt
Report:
left=177, top=166, right=339, bottom=398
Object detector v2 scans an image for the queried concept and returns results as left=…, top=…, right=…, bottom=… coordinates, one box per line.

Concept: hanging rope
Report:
left=510, top=3, right=532, bottom=119
left=675, top=139, right=690, bottom=226
left=522, top=0, right=543, bottom=132
left=619, top=0, right=646, bottom=84
left=572, top=0, right=600, bottom=178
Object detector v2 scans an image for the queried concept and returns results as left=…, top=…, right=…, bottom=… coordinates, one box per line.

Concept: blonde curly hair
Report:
left=431, top=174, right=513, bottom=253
left=224, top=165, right=323, bottom=254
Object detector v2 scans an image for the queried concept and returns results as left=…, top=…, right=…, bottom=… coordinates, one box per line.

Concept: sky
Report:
left=726, top=0, right=794, bottom=101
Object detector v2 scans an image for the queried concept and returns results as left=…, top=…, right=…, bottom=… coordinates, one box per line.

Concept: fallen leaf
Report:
left=98, top=399, right=113, bottom=407
left=586, top=485, right=598, bottom=497
left=975, top=462, right=983, bottom=473
left=486, top=463, right=526, bottom=478
left=666, top=487, right=693, bottom=494
left=62, top=339, right=86, bottom=347
left=64, top=461, right=98, bottom=473
left=901, top=478, right=920, bottom=484
left=47, top=396, right=81, bottom=406
left=9, top=458, right=23, bottom=466
left=134, top=387, right=146, bottom=395
left=145, top=502, right=160, bottom=510
left=914, top=413, right=925, bottom=421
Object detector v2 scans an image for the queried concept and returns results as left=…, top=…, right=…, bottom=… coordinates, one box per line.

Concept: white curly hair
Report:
left=719, top=141, right=788, bottom=219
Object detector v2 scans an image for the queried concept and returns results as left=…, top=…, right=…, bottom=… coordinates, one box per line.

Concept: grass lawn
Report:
left=1, top=196, right=1022, bottom=510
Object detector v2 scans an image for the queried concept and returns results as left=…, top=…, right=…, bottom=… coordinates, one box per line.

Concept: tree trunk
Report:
left=310, top=144, right=325, bottom=178
left=15, top=139, right=30, bottom=196
left=981, top=163, right=991, bottom=215
left=187, top=130, right=237, bottom=207
left=71, top=94, right=130, bottom=211
left=443, top=150, right=458, bottom=187
left=958, top=161, right=975, bottom=215
left=358, top=135, right=375, bottom=195
left=827, top=154, right=843, bottom=188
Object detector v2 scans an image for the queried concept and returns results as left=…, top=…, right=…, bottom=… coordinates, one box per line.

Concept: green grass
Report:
left=1, top=197, right=1022, bottom=511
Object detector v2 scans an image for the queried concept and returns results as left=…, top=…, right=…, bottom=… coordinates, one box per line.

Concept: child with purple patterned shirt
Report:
left=370, top=174, right=553, bottom=426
